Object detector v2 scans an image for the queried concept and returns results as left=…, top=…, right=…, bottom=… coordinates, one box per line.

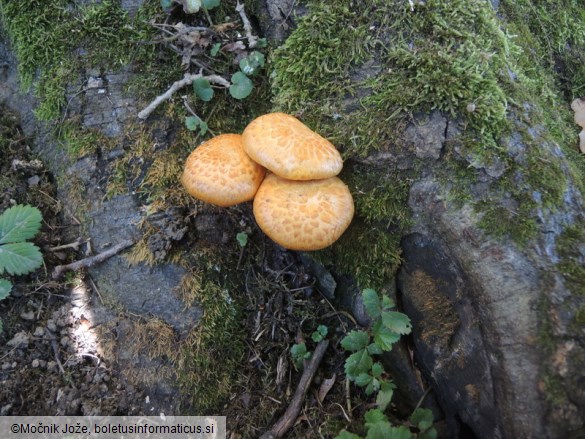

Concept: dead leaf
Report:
left=221, top=41, right=246, bottom=53
left=212, top=22, right=238, bottom=33
left=317, top=374, right=336, bottom=404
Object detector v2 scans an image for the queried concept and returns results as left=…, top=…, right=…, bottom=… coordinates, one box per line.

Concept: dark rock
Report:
left=398, top=232, right=499, bottom=438
left=298, top=253, right=337, bottom=300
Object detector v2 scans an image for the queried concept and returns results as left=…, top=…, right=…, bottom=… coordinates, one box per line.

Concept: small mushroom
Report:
left=181, top=134, right=265, bottom=207
left=242, top=112, right=343, bottom=180
left=570, top=97, right=585, bottom=153
left=253, top=173, right=354, bottom=251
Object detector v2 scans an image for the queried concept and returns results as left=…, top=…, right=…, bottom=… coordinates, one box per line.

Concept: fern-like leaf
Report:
left=0, top=205, right=43, bottom=244
left=0, top=242, right=43, bottom=275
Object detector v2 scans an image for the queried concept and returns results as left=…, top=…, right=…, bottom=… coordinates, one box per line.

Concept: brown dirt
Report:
left=0, top=106, right=378, bottom=437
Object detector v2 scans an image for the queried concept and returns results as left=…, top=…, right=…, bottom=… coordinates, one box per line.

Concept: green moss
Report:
left=0, top=0, right=167, bottom=119
left=271, top=0, right=585, bottom=274
left=556, top=222, right=585, bottom=296
left=176, top=274, right=245, bottom=412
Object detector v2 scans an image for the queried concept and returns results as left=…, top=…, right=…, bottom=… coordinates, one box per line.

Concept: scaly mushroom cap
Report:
left=253, top=173, right=354, bottom=251
left=242, top=113, right=343, bottom=180
left=181, top=134, right=265, bottom=207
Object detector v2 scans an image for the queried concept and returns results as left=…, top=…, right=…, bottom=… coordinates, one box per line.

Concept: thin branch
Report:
left=260, top=340, right=329, bottom=439
left=52, top=239, right=134, bottom=280
left=137, top=73, right=230, bottom=120
left=235, top=1, right=258, bottom=48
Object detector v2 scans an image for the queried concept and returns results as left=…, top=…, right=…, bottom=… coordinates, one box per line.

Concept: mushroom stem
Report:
left=235, top=1, right=258, bottom=48
left=138, top=73, right=230, bottom=120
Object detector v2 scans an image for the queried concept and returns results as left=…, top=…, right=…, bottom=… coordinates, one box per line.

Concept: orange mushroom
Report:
left=242, top=113, right=343, bottom=180
left=181, top=134, right=265, bottom=207
left=253, top=173, right=354, bottom=251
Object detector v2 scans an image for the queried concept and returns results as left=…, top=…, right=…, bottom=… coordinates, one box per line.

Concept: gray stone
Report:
left=404, top=111, right=447, bottom=160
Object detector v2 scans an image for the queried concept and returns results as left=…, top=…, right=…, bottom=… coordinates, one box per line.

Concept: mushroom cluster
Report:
left=181, top=113, right=354, bottom=250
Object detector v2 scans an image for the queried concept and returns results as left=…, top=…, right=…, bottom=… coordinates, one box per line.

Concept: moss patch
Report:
left=556, top=222, right=585, bottom=296
left=175, top=272, right=244, bottom=412
left=270, top=0, right=585, bottom=284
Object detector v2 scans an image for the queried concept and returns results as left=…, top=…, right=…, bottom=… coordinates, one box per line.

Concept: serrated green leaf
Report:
left=210, top=42, right=221, bottom=56
left=317, top=325, right=328, bottom=336
left=345, top=348, right=373, bottom=378
left=193, top=78, right=214, bottom=102
left=341, top=330, right=370, bottom=352
left=381, top=295, right=395, bottom=310
left=371, top=362, right=384, bottom=378
left=0, top=242, right=43, bottom=276
left=365, top=378, right=380, bottom=396
left=0, top=278, right=12, bottom=300
left=362, top=288, right=381, bottom=320
left=364, top=409, right=388, bottom=427
left=382, top=311, right=412, bottom=335
left=229, top=72, right=253, bottom=100
left=183, top=0, right=202, bottom=13
left=376, top=381, right=396, bottom=411
left=373, top=320, right=401, bottom=351
left=203, top=0, right=220, bottom=9
left=367, top=343, right=383, bottom=355
left=335, top=430, right=363, bottom=439
left=0, top=205, right=43, bottom=244
left=410, top=408, right=434, bottom=431
left=236, top=232, right=248, bottom=248
left=355, top=373, right=373, bottom=388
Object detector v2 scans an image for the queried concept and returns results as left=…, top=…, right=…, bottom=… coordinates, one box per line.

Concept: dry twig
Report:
left=52, top=239, right=134, bottom=280
left=260, top=340, right=329, bottom=439
left=138, top=73, right=230, bottom=120
left=236, top=1, right=258, bottom=48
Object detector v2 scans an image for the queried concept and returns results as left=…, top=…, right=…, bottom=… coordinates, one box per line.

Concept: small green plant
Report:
left=0, top=205, right=44, bottom=332
left=290, top=342, right=311, bottom=369
left=336, top=289, right=437, bottom=439
left=291, top=325, right=329, bottom=369
left=312, top=324, right=328, bottom=342
left=185, top=115, right=209, bottom=136
left=236, top=232, right=248, bottom=248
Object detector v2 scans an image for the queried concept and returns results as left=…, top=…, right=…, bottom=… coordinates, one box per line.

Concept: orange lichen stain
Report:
left=404, top=269, right=460, bottom=348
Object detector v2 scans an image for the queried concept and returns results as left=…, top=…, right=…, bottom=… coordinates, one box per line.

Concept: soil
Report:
left=0, top=107, right=146, bottom=416
left=0, top=106, right=376, bottom=437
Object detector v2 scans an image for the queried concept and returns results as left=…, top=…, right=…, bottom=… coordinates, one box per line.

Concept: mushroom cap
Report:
left=571, top=98, right=585, bottom=128
left=181, top=134, right=265, bottom=207
left=242, top=112, right=343, bottom=180
left=253, top=173, right=354, bottom=251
